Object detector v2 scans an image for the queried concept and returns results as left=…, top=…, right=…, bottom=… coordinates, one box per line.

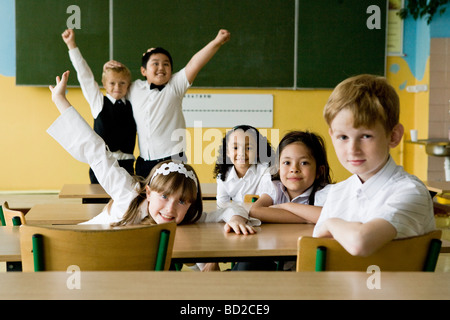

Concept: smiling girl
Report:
left=249, top=131, right=332, bottom=224
left=47, top=71, right=257, bottom=235
left=213, top=125, right=275, bottom=206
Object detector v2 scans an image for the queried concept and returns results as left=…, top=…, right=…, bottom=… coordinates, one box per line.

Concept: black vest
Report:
left=93, top=97, right=136, bottom=154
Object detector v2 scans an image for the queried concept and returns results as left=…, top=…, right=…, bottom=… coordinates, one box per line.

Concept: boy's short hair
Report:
left=141, top=47, right=173, bottom=71
left=323, top=74, right=400, bottom=133
left=102, top=65, right=132, bottom=84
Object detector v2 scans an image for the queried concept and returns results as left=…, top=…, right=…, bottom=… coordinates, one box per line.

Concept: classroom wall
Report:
left=0, top=0, right=433, bottom=191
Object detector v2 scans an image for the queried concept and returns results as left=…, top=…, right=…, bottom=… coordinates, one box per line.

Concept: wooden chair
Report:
left=1, top=201, right=26, bottom=226
left=244, top=194, right=259, bottom=202
left=20, top=223, right=176, bottom=272
left=297, top=230, right=442, bottom=272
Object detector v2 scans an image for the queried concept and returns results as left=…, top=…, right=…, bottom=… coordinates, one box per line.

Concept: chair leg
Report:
left=32, top=234, right=44, bottom=271
left=423, top=239, right=442, bottom=272
left=155, top=229, right=170, bottom=271
left=315, top=246, right=327, bottom=272
left=12, top=216, right=22, bottom=226
left=0, top=205, right=5, bottom=226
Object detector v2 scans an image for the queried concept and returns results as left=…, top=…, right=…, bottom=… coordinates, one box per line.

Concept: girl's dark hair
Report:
left=213, top=125, right=275, bottom=181
left=141, top=47, right=174, bottom=71
left=111, top=160, right=202, bottom=226
left=274, top=131, right=332, bottom=205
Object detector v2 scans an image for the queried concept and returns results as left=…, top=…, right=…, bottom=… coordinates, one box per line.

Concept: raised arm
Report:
left=62, top=29, right=105, bottom=118
left=185, top=29, right=230, bottom=84
left=62, top=29, right=77, bottom=50
left=49, top=71, right=71, bottom=113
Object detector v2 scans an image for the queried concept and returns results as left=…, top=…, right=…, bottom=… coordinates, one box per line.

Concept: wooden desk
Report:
left=59, top=183, right=217, bottom=202
left=172, top=223, right=314, bottom=262
left=25, top=201, right=218, bottom=225
left=0, top=226, right=20, bottom=262
left=1, top=271, right=449, bottom=300
left=59, top=184, right=110, bottom=203
left=25, top=203, right=107, bottom=225
left=200, top=182, right=217, bottom=199
left=0, top=223, right=314, bottom=263
left=425, top=181, right=450, bottom=194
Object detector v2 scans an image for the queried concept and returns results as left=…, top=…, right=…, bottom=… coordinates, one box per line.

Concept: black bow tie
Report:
left=114, top=99, right=125, bottom=106
left=150, top=83, right=165, bottom=91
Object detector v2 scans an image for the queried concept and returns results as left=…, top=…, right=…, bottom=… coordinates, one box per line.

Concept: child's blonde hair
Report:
left=323, top=74, right=400, bottom=133
left=102, top=65, right=132, bottom=85
left=111, top=160, right=203, bottom=226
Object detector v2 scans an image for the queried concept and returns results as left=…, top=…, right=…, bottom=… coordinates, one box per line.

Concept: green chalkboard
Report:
left=16, top=0, right=386, bottom=89
left=297, top=0, right=387, bottom=88
left=112, top=0, right=295, bottom=88
left=16, top=0, right=109, bottom=87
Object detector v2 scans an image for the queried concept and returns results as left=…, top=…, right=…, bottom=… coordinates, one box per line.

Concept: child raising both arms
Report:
left=249, top=131, right=332, bottom=224
left=62, top=29, right=136, bottom=184
left=47, top=71, right=256, bottom=235
left=314, top=74, right=435, bottom=257
left=106, top=30, right=231, bottom=178
left=213, top=125, right=275, bottom=207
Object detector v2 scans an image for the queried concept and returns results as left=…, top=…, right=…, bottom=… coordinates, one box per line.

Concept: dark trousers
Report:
left=135, top=152, right=187, bottom=179
left=89, top=159, right=135, bottom=184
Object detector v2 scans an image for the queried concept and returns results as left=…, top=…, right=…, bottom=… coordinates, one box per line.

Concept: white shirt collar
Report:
left=277, top=180, right=312, bottom=203
left=356, top=156, right=397, bottom=199
left=106, top=94, right=126, bottom=105
left=225, top=164, right=257, bottom=182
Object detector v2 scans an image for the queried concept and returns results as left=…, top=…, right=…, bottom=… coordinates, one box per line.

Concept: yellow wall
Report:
left=0, top=55, right=429, bottom=190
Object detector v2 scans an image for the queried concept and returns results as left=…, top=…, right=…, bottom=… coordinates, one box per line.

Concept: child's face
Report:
left=279, top=142, right=317, bottom=200
left=102, top=70, right=130, bottom=100
left=146, top=186, right=191, bottom=224
left=226, top=129, right=258, bottom=175
left=141, top=53, right=172, bottom=85
left=328, top=108, right=394, bottom=183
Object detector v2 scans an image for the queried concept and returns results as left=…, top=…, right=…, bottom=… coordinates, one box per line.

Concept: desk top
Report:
left=0, top=226, right=20, bottom=262
left=59, top=183, right=217, bottom=200
left=1, top=271, right=449, bottom=300
left=25, top=201, right=219, bottom=225
left=172, top=223, right=314, bottom=261
left=425, top=181, right=450, bottom=194
left=0, top=223, right=314, bottom=263
left=25, top=203, right=107, bottom=225
left=59, top=184, right=109, bottom=199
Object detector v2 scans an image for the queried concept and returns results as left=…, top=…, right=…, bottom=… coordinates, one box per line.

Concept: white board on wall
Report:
left=182, top=94, right=273, bottom=128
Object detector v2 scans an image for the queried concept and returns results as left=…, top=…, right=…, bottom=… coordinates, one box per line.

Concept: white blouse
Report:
left=47, top=107, right=256, bottom=226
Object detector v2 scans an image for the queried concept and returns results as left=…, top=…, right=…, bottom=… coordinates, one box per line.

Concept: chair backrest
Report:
left=297, top=230, right=442, bottom=272
left=20, top=223, right=176, bottom=272
left=1, top=201, right=26, bottom=226
left=244, top=194, right=259, bottom=203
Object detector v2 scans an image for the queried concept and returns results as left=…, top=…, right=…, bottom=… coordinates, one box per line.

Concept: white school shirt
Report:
left=47, top=107, right=256, bottom=225
left=216, top=164, right=273, bottom=206
left=68, top=47, right=133, bottom=161
left=128, top=69, right=190, bottom=161
left=313, top=156, right=436, bottom=238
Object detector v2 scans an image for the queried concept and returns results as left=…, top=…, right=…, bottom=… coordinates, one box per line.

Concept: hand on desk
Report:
left=224, top=215, right=256, bottom=235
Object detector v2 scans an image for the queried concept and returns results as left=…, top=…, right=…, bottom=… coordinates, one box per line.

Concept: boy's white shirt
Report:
left=128, top=68, right=190, bottom=161
left=314, top=156, right=436, bottom=238
left=47, top=107, right=258, bottom=226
